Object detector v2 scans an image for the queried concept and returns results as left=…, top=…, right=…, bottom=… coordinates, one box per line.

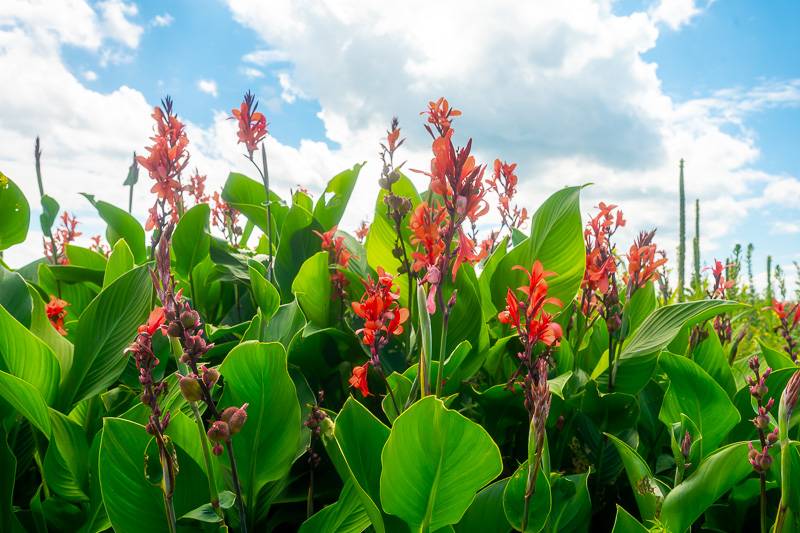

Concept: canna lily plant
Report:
left=0, top=93, right=799, bottom=533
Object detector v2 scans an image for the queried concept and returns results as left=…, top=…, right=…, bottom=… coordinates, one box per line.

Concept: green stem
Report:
left=259, top=145, right=274, bottom=283
left=760, top=472, right=767, bottom=533
left=435, top=306, right=449, bottom=397
left=191, top=402, right=222, bottom=516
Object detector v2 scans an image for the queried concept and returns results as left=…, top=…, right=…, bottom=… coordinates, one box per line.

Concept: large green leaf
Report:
left=658, top=352, right=740, bottom=453
left=248, top=261, right=280, bottom=320
left=274, top=192, right=322, bottom=300
left=332, top=397, right=392, bottom=532
left=455, top=478, right=510, bottom=533
left=660, top=442, right=753, bottom=532
left=44, top=408, right=89, bottom=501
left=81, top=194, right=146, bottom=263
left=291, top=252, right=331, bottom=328
left=606, top=433, right=666, bottom=522
left=0, top=266, right=32, bottom=327
left=66, top=244, right=107, bottom=270
left=172, top=203, right=210, bottom=278
left=490, top=186, right=584, bottom=313
left=380, top=396, right=503, bottom=531
left=547, top=471, right=591, bottom=532
left=221, top=172, right=287, bottom=236
left=502, top=461, right=551, bottom=533
left=0, top=370, right=51, bottom=435
left=364, top=173, right=421, bottom=307
left=0, top=427, right=18, bottom=532
left=598, top=299, right=744, bottom=394
left=104, top=239, right=135, bottom=287
left=611, top=505, right=648, bottom=533
left=59, top=265, right=152, bottom=409
left=40, top=194, right=59, bottom=237
left=299, top=480, right=370, bottom=533
left=0, top=171, right=30, bottom=250
left=28, top=288, right=74, bottom=380
left=692, top=323, right=736, bottom=397
left=313, top=164, right=364, bottom=230
left=218, top=341, right=302, bottom=514
left=0, top=303, right=60, bottom=404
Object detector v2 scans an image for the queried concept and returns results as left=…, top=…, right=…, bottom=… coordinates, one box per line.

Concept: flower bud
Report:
left=221, top=403, right=248, bottom=435
left=179, top=375, right=203, bottom=402
left=207, top=420, right=230, bottom=442
left=180, top=309, right=200, bottom=329
left=166, top=320, right=183, bottom=338
left=212, top=443, right=224, bottom=456
left=680, top=430, right=692, bottom=459
left=201, top=365, right=220, bottom=389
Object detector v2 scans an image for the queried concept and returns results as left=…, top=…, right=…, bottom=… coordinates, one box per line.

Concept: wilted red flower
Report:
left=626, top=230, right=667, bottom=294
left=349, top=362, right=371, bottom=397
left=498, top=261, right=563, bottom=347
left=421, top=97, right=461, bottom=136
left=45, top=296, right=69, bottom=336
left=231, top=91, right=268, bottom=158
left=137, top=96, right=190, bottom=231
left=355, top=220, right=370, bottom=243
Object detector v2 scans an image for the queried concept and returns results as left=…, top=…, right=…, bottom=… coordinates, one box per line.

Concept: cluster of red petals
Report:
left=45, top=295, right=69, bottom=336
left=231, top=91, right=268, bottom=157
left=705, top=259, right=735, bottom=298
left=349, top=362, right=371, bottom=397
left=187, top=169, right=208, bottom=204
left=315, top=226, right=353, bottom=299
left=583, top=202, right=625, bottom=294
left=89, top=235, right=109, bottom=256
left=498, top=261, right=563, bottom=347
left=488, top=159, right=528, bottom=230
left=773, top=300, right=800, bottom=329
left=421, top=97, right=461, bottom=135
left=355, top=220, right=370, bottom=243
left=137, top=98, right=190, bottom=231
left=351, top=268, right=409, bottom=346
left=452, top=229, right=487, bottom=280
left=386, top=121, right=402, bottom=153
left=44, top=211, right=81, bottom=265
left=626, top=231, right=667, bottom=292
left=409, top=202, right=448, bottom=273
left=138, top=307, right=166, bottom=336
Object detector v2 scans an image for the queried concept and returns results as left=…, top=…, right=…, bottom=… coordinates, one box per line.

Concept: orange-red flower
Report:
left=138, top=307, right=166, bottom=336
left=45, top=296, right=69, bottom=336
left=451, top=229, right=486, bottom=280
left=421, top=97, right=461, bottom=136
left=773, top=300, right=800, bottom=330
left=44, top=212, right=82, bottom=265
left=231, top=91, right=268, bottom=157
left=315, top=226, right=353, bottom=301
left=351, top=268, right=408, bottom=347
left=498, top=261, right=562, bottom=347
left=355, top=220, right=370, bottom=243
left=488, top=159, right=528, bottom=231
left=187, top=169, right=208, bottom=204
left=349, top=362, right=371, bottom=397
left=409, top=202, right=448, bottom=273
left=705, top=259, right=735, bottom=298
left=582, top=202, right=625, bottom=296
left=137, top=97, right=190, bottom=231
left=626, top=230, right=667, bottom=293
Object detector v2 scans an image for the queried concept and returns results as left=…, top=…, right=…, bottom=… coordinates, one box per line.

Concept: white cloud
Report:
left=97, top=0, right=143, bottom=48
left=650, top=0, right=706, bottom=30
left=772, top=222, right=800, bottom=235
left=241, top=66, right=264, bottom=78
left=277, top=72, right=305, bottom=103
left=150, top=13, right=174, bottom=27
left=197, top=79, right=219, bottom=98
left=242, top=49, right=290, bottom=65
left=83, top=69, right=98, bottom=81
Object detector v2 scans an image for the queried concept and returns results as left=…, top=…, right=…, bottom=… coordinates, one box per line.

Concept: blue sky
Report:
left=1, top=0, right=798, bottom=291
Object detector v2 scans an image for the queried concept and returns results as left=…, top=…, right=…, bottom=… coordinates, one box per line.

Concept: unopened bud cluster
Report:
left=746, top=356, right=778, bottom=473
left=126, top=326, right=170, bottom=436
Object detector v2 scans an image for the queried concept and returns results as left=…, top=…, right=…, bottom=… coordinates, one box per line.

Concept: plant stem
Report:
left=760, top=472, right=767, bottom=533
left=191, top=402, right=222, bottom=516
left=435, top=302, right=450, bottom=397
left=225, top=439, right=248, bottom=533
left=377, top=365, right=401, bottom=416
left=260, top=145, right=274, bottom=283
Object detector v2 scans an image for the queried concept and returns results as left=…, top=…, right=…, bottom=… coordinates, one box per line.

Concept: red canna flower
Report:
left=355, top=220, right=370, bottom=243
left=315, top=226, right=353, bottom=303
left=451, top=229, right=486, bottom=280
left=421, top=97, right=461, bottom=136
left=45, top=295, right=69, bottom=336
left=704, top=259, right=735, bottom=299
left=210, top=191, right=242, bottom=245
left=582, top=202, right=624, bottom=296
left=187, top=169, right=209, bottom=204
left=626, top=230, right=667, bottom=295
left=137, top=96, right=190, bottom=231
left=138, top=307, right=166, bottom=336
left=351, top=268, right=408, bottom=348
left=488, top=159, right=528, bottom=232
left=349, top=362, right=371, bottom=397
left=231, top=91, right=268, bottom=158
left=44, top=212, right=82, bottom=265
left=498, top=261, right=562, bottom=347
left=409, top=202, right=448, bottom=273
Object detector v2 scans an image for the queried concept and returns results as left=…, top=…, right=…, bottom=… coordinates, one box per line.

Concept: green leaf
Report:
left=81, top=194, right=146, bottom=263
left=623, top=282, right=655, bottom=336
left=40, top=194, right=59, bottom=236
left=313, top=164, right=364, bottom=230
left=28, top=288, right=74, bottom=379
left=491, top=186, right=585, bottom=313
left=218, top=341, right=302, bottom=512
left=104, top=239, right=135, bottom=287
left=602, top=299, right=745, bottom=394
left=692, top=323, right=736, bottom=397
left=502, top=461, right=551, bottom=533
left=380, top=396, right=503, bottom=531
left=0, top=171, right=30, bottom=250
left=59, top=265, right=152, bottom=409
left=660, top=442, right=753, bottom=532
left=0, top=370, right=51, bottom=435
left=606, top=433, right=666, bottom=522
left=547, top=471, right=591, bottom=532
left=172, top=203, right=210, bottom=278
left=611, top=505, right=648, bottom=533
left=364, top=173, right=421, bottom=307
left=0, top=266, right=32, bottom=327
left=381, top=372, right=413, bottom=423
left=0, top=427, right=19, bottom=532
left=48, top=264, right=105, bottom=286
left=248, top=260, right=280, bottom=320
left=300, top=480, right=371, bottom=533
left=44, top=408, right=89, bottom=501
left=658, top=352, right=740, bottom=453
left=455, top=478, right=510, bottom=533
left=274, top=193, right=321, bottom=300
left=65, top=244, right=107, bottom=270
left=221, top=172, right=287, bottom=236
left=291, top=252, right=331, bottom=328
left=478, top=236, right=508, bottom=321
left=0, top=303, right=61, bottom=404
left=332, top=397, right=391, bottom=532
left=758, top=339, right=795, bottom=371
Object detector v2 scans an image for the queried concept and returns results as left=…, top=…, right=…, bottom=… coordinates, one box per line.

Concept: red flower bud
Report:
left=201, top=365, right=220, bottom=389
left=207, top=420, right=230, bottom=442
left=221, top=404, right=248, bottom=435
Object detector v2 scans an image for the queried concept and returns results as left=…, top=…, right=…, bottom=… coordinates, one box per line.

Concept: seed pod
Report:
left=180, top=309, right=200, bottom=329
left=201, top=365, right=220, bottom=389
left=207, top=420, right=230, bottom=442
left=179, top=375, right=203, bottom=402
left=221, top=403, right=248, bottom=435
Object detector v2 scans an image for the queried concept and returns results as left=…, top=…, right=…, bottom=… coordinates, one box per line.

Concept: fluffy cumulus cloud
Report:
left=1, top=0, right=798, bottom=290
left=197, top=79, right=219, bottom=97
